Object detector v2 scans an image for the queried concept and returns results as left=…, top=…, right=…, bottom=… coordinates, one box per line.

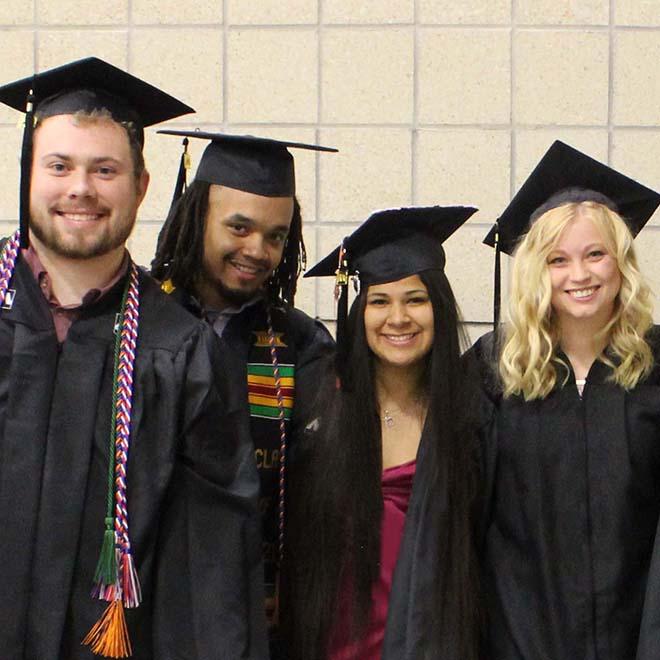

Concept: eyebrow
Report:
left=223, top=213, right=290, bottom=233
left=550, top=242, right=606, bottom=253
left=224, top=213, right=254, bottom=225
left=39, top=153, right=122, bottom=165
left=367, top=288, right=428, bottom=297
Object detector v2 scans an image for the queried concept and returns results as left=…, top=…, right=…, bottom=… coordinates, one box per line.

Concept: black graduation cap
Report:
left=483, top=140, right=660, bottom=326
left=0, top=57, right=195, bottom=247
left=484, top=140, right=660, bottom=255
left=157, top=129, right=338, bottom=204
left=305, top=206, right=477, bottom=384
left=306, top=206, right=476, bottom=284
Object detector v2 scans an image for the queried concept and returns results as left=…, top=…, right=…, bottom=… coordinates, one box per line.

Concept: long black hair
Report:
left=282, top=268, right=482, bottom=660
left=150, top=180, right=305, bottom=306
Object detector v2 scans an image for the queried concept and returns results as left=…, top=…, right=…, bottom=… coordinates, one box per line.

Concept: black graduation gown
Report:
left=472, top=331, right=660, bottom=660
left=380, top=422, right=441, bottom=660
left=637, top=482, right=660, bottom=659
left=161, top=289, right=334, bottom=657
left=381, top=365, right=490, bottom=660
left=0, top=256, right=267, bottom=660
left=220, top=300, right=335, bottom=596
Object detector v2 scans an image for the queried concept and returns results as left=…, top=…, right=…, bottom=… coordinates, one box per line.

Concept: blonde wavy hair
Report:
left=500, top=200, right=654, bottom=400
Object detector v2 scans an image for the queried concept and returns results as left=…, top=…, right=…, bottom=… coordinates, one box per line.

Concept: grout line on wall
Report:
left=5, top=119, right=659, bottom=131
left=607, top=0, right=615, bottom=162
left=127, top=0, right=133, bottom=72
left=222, top=0, right=228, bottom=127
left=33, top=0, right=39, bottom=70
left=509, top=0, right=517, bottom=200
left=411, top=0, right=419, bottom=204
left=314, top=0, right=324, bottom=318
left=507, top=0, right=518, bottom=305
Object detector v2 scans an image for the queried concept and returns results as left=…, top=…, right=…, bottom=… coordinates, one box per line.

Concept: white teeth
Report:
left=59, top=212, right=99, bottom=222
left=570, top=287, right=597, bottom=299
left=232, top=262, right=259, bottom=274
left=384, top=334, right=415, bottom=343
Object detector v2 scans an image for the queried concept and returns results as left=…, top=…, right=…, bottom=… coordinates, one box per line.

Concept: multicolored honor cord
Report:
left=0, top=230, right=141, bottom=659
left=0, top=231, right=20, bottom=305
left=83, top=262, right=141, bottom=659
left=266, top=310, right=288, bottom=563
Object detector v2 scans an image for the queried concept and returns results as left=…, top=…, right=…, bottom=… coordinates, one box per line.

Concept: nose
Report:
left=67, top=169, right=96, bottom=199
left=386, top=302, right=410, bottom=327
left=568, top=259, right=590, bottom=283
left=241, top=232, right=268, bottom=261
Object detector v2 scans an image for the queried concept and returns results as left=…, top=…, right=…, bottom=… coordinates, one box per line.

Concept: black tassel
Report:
left=333, top=240, right=350, bottom=389
left=493, top=222, right=501, bottom=330
left=170, top=137, right=189, bottom=209
left=335, top=284, right=349, bottom=387
left=19, top=84, right=36, bottom=249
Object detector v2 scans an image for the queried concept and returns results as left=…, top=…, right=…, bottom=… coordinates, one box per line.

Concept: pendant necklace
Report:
left=382, top=406, right=401, bottom=428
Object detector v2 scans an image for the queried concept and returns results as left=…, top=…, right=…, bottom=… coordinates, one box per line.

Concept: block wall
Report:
left=1, top=1, right=659, bottom=339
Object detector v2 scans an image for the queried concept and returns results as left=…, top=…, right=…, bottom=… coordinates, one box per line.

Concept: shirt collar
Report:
left=22, top=245, right=130, bottom=309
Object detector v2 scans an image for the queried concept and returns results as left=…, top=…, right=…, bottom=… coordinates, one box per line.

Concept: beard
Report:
left=204, top=271, right=265, bottom=307
left=197, top=255, right=273, bottom=310
left=29, top=208, right=137, bottom=260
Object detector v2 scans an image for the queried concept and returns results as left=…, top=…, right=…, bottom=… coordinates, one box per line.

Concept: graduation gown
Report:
left=220, top=300, right=335, bottom=596
left=380, top=423, right=442, bottom=660
left=161, top=289, right=334, bottom=657
left=471, top=331, right=660, bottom=660
left=382, top=382, right=489, bottom=660
left=0, top=255, right=266, bottom=660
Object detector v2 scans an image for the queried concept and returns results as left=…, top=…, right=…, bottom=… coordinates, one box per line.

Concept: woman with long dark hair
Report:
left=282, top=206, right=485, bottom=660
left=475, top=141, right=660, bottom=660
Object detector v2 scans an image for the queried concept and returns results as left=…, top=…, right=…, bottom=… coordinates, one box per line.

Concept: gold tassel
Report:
left=82, top=600, right=132, bottom=658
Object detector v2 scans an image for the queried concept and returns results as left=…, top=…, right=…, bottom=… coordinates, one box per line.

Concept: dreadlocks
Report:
left=151, top=180, right=305, bottom=307
left=267, top=194, right=305, bottom=306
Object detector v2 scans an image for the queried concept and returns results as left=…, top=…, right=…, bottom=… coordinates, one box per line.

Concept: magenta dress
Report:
left=329, top=459, right=417, bottom=660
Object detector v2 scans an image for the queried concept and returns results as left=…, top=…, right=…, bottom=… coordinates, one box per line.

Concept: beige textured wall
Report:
left=1, top=1, right=659, bottom=338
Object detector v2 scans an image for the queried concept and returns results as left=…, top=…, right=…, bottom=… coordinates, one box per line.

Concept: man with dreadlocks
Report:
left=151, top=130, right=336, bottom=654
left=0, top=59, right=265, bottom=659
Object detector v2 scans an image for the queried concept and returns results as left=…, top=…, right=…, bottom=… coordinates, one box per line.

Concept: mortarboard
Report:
left=157, top=129, right=338, bottom=206
left=483, top=140, right=660, bottom=326
left=0, top=57, right=195, bottom=248
left=306, top=205, right=476, bottom=284
left=305, top=205, right=477, bottom=383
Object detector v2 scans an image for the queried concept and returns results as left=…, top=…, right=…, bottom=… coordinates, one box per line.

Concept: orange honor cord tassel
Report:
left=82, top=600, right=133, bottom=658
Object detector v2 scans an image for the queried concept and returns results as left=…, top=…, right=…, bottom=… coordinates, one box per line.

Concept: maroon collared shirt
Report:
left=22, top=247, right=130, bottom=342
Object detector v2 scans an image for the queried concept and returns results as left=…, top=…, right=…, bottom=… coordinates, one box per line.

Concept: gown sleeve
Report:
left=634, top=326, right=660, bottom=660
left=152, top=323, right=268, bottom=660
left=463, top=332, right=500, bottom=547
left=637, top=511, right=660, bottom=660
left=290, top=312, right=335, bottom=437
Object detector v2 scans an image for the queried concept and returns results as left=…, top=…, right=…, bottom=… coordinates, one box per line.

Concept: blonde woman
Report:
left=473, top=141, right=660, bottom=660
